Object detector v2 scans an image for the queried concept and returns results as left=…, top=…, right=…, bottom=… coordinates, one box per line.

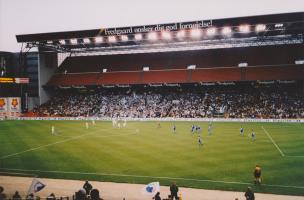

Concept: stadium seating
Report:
left=34, top=82, right=304, bottom=119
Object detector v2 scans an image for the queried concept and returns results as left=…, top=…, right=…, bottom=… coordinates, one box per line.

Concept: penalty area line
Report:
left=261, top=126, right=285, bottom=157
left=0, top=168, right=304, bottom=190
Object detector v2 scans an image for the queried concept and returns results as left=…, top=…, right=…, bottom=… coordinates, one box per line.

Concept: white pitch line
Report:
left=0, top=128, right=138, bottom=160
left=0, top=129, right=101, bottom=160
left=0, top=168, right=304, bottom=189
left=261, top=126, right=285, bottom=157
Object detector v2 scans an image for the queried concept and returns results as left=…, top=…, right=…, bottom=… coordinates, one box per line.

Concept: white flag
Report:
left=28, top=178, right=46, bottom=194
left=141, top=182, right=160, bottom=195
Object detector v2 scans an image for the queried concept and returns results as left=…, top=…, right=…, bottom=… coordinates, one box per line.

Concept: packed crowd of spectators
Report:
left=33, top=83, right=304, bottom=119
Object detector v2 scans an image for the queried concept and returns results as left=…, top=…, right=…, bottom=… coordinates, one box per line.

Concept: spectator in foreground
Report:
left=26, top=193, right=34, bottom=200
left=170, top=182, right=179, bottom=200
left=245, top=187, right=255, bottom=200
left=0, top=187, right=6, bottom=200
left=91, top=189, right=103, bottom=200
left=12, top=191, right=22, bottom=200
left=83, top=180, right=93, bottom=196
left=152, top=192, right=161, bottom=200
left=46, top=193, right=56, bottom=200
left=75, top=189, right=86, bottom=200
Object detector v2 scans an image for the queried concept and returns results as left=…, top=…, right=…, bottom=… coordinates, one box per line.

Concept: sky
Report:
left=0, top=0, right=303, bottom=52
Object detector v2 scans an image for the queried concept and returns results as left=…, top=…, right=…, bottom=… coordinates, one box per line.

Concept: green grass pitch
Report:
left=0, top=120, right=303, bottom=196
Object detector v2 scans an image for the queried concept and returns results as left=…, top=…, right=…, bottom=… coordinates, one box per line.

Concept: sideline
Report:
left=1, top=168, right=304, bottom=190
left=2, top=175, right=304, bottom=200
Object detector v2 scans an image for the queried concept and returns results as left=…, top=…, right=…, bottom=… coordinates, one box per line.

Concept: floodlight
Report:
left=147, top=32, right=158, bottom=41
left=239, top=25, right=250, bottom=33
left=95, top=37, right=103, bottom=43
left=70, top=39, right=77, bottom=45
left=59, top=40, right=66, bottom=45
left=176, top=30, right=186, bottom=39
left=190, top=29, right=202, bottom=38
left=134, top=33, right=143, bottom=41
left=108, top=36, right=117, bottom=43
left=206, top=27, right=217, bottom=36
left=255, top=24, right=266, bottom=32
left=120, top=35, right=129, bottom=42
left=83, top=38, right=91, bottom=44
left=222, top=27, right=232, bottom=35
left=161, top=31, right=172, bottom=40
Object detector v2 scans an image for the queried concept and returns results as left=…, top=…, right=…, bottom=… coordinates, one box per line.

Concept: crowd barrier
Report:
left=7, top=117, right=304, bottom=123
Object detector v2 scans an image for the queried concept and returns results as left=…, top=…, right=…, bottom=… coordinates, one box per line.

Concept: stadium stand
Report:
left=34, top=82, right=304, bottom=119
left=14, top=12, right=304, bottom=120
left=35, top=38, right=304, bottom=120
left=4, top=11, right=304, bottom=200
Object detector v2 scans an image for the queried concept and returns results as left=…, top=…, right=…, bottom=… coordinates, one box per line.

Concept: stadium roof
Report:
left=16, top=12, right=304, bottom=55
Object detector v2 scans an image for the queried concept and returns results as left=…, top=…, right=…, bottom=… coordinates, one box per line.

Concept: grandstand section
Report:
left=13, top=13, right=304, bottom=111
left=0, top=11, right=303, bottom=200
left=33, top=82, right=304, bottom=118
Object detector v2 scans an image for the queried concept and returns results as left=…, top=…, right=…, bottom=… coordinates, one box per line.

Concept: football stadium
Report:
left=0, top=1, right=304, bottom=200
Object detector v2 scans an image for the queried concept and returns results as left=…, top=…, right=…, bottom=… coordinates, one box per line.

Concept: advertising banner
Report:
left=0, top=98, right=8, bottom=112
left=8, top=97, right=21, bottom=113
